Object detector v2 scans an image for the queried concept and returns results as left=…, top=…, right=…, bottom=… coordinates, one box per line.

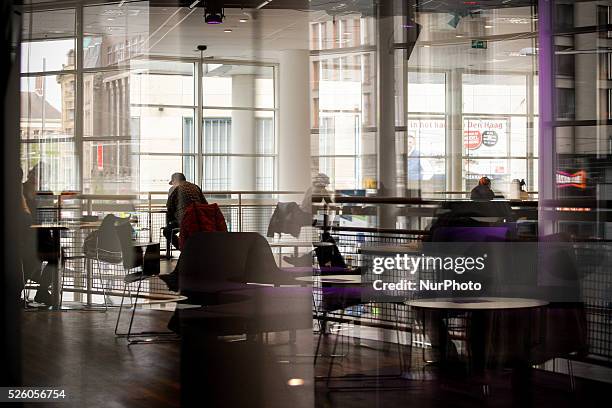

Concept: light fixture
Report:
left=455, top=34, right=464, bottom=38
left=423, top=44, right=430, bottom=48
left=189, top=0, right=201, bottom=9
left=287, top=378, right=304, bottom=387
left=239, top=18, right=248, bottom=23
left=224, top=29, right=232, bottom=33
left=204, top=1, right=225, bottom=24
left=256, top=0, right=273, bottom=10
left=118, top=0, right=127, bottom=7
left=484, top=25, right=493, bottom=29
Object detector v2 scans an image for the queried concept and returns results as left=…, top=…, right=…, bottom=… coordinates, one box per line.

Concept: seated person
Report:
left=470, top=176, right=495, bottom=200
left=163, top=172, right=207, bottom=252
left=20, top=166, right=56, bottom=305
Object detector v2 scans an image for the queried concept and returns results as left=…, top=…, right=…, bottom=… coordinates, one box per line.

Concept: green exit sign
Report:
left=471, top=40, right=488, bottom=49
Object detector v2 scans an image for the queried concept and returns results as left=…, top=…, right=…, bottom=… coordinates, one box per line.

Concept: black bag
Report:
left=314, top=231, right=347, bottom=269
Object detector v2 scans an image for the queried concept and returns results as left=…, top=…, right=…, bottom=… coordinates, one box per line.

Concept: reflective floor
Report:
left=20, top=308, right=612, bottom=408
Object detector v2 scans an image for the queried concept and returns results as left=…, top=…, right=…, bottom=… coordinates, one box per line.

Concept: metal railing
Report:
left=30, top=192, right=612, bottom=362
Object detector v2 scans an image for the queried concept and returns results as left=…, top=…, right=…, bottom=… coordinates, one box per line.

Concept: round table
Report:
left=406, top=297, right=548, bottom=310
left=360, top=243, right=423, bottom=255
left=406, top=296, right=548, bottom=380
left=295, top=274, right=362, bottom=284
left=267, top=239, right=333, bottom=265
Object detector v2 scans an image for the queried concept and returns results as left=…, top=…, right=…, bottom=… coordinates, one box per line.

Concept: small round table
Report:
left=406, top=297, right=548, bottom=310
left=294, top=274, right=362, bottom=284
left=406, top=297, right=548, bottom=381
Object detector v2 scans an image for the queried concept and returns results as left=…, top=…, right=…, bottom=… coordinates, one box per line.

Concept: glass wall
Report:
left=310, top=4, right=539, bottom=198
left=20, top=6, right=78, bottom=192
left=20, top=3, right=278, bottom=194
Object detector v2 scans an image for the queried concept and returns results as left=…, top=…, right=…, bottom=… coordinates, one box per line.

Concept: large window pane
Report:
left=21, top=140, right=78, bottom=193
left=407, top=72, right=446, bottom=113
left=132, top=107, right=195, bottom=154
left=202, top=64, right=274, bottom=109
left=83, top=141, right=135, bottom=194
left=510, top=116, right=528, bottom=157
left=138, top=155, right=195, bottom=192
left=463, top=158, right=509, bottom=193
left=130, top=60, right=194, bottom=106
left=83, top=2, right=149, bottom=69
left=203, top=109, right=274, bottom=154
left=463, top=117, right=509, bottom=157
left=21, top=39, right=76, bottom=73
left=21, top=75, right=75, bottom=139
left=22, top=9, right=75, bottom=41
left=407, top=118, right=445, bottom=156
left=83, top=70, right=130, bottom=138
left=463, top=74, right=527, bottom=115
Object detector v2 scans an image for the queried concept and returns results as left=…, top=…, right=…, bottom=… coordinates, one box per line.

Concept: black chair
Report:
left=176, top=231, right=313, bottom=339
left=84, top=215, right=163, bottom=343
left=159, top=226, right=179, bottom=259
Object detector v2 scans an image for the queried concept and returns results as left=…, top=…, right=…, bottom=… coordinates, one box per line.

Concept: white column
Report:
left=377, top=2, right=397, bottom=228
left=230, top=74, right=257, bottom=191
left=279, top=50, right=311, bottom=196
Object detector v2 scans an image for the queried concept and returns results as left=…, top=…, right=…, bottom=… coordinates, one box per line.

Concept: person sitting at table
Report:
left=19, top=166, right=55, bottom=305
left=470, top=176, right=495, bottom=200
left=163, top=172, right=207, bottom=252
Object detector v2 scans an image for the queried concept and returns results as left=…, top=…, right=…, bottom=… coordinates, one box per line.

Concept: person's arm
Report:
left=166, top=189, right=178, bottom=224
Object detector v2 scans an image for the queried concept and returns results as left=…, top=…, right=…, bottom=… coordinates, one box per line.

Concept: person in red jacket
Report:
left=163, top=172, right=207, bottom=252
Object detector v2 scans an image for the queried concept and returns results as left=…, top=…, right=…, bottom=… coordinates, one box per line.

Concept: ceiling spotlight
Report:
left=455, top=34, right=464, bottom=38
left=224, top=29, right=232, bottom=33
left=239, top=18, right=248, bottom=23
left=423, top=44, right=430, bottom=48
left=484, top=25, right=493, bottom=29
left=204, top=1, right=225, bottom=24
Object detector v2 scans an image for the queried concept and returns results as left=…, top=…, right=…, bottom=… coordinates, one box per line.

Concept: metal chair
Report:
left=159, top=226, right=180, bottom=259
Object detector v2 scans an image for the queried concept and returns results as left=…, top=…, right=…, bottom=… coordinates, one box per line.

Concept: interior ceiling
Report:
left=23, top=0, right=537, bottom=70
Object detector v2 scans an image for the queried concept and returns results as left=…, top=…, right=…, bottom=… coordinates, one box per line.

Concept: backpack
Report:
left=179, top=203, right=228, bottom=250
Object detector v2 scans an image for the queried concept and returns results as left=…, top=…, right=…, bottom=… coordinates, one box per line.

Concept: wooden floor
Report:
left=20, top=308, right=612, bottom=408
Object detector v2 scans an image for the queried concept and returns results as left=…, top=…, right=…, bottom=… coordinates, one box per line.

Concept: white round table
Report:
left=360, top=243, right=422, bottom=255
left=406, top=297, right=548, bottom=310
left=295, top=274, right=362, bottom=284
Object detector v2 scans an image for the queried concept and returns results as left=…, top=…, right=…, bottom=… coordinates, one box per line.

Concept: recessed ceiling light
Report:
left=239, top=18, right=248, bottom=23
left=456, top=34, right=464, bottom=38
left=484, top=25, right=493, bottom=29
left=423, top=45, right=430, bottom=48
left=224, top=29, right=232, bottom=33
left=107, top=18, right=114, bottom=21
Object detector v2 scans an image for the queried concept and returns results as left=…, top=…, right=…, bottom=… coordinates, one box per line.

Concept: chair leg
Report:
left=393, top=303, right=405, bottom=373
left=96, top=262, right=108, bottom=311
left=567, top=359, right=576, bottom=392
left=126, top=276, right=143, bottom=343
left=114, top=283, right=128, bottom=336
left=326, top=309, right=345, bottom=387
left=314, top=312, right=327, bottom=365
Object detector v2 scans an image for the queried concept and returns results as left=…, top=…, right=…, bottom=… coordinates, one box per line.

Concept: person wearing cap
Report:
left=300, top=172, right=334, bottom=212
left=163, top=172, right=207, bottom=251
left=470, top=176, right=495, bottom=200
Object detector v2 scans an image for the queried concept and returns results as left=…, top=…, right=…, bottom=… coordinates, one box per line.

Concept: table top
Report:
left=295, top=274, right=362, bottom=284
left=267, top=240, right=333, bottom=248
left=360, top=243, right=422, bottom=255
left=405, top=297, right=548, bottom=310
left=31, top=219, right=137, bottom=230
left=30, top=224, right=69, bottom=230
